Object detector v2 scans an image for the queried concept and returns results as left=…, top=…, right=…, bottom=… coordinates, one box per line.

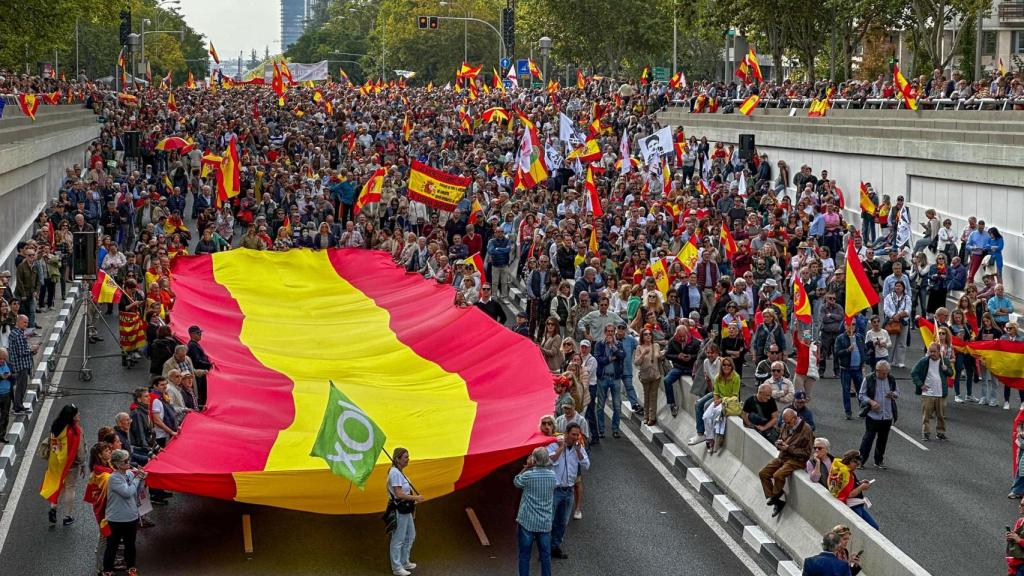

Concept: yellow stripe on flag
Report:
left=212, top=250, right=477, bottom=512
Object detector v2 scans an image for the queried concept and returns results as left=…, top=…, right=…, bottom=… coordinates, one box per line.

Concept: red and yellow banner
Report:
left=146, top=249, right=553, bottom=514
left=918, top=317, right=1024, bottom=388
left=407, top=160, right=471, bottom=212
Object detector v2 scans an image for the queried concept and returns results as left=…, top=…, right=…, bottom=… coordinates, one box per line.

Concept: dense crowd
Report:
left=0, top=62, right=1020, bottom=576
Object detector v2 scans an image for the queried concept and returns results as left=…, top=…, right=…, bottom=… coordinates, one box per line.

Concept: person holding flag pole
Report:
left=309, top=381, right=421, bottom=576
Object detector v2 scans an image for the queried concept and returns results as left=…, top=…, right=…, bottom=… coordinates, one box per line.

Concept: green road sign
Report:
left=532, top=81, right=543, bottom=89
left=653, top=67, right=669, bottom=82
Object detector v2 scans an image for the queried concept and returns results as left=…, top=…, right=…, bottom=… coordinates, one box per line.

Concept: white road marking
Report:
left=0, top=308, right=81, bottom=556
left=614, top=411, right=769, bottom=576
left=892, top=425, right=929, bottom=451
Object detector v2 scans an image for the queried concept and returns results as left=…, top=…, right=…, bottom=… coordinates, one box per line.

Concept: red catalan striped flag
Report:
left=144, top=249, right=551, bottom=513
left=918, top=317, right=1024, bottom=388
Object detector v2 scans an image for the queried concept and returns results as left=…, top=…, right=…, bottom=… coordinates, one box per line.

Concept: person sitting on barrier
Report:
left=801, top=531, right=853, bottom=576
left=806, top=437, right=833, bottom=488
left=687, top=343, right=720, bottom=446
left=758, top=407, right=815, bottom=517
left=743, top=383, right=780, bottom=442
left=830, top=525, right=864, bottom=575
left=828, top=450, right=879, bottom=531
left=701, top=357, right=741, bottom=453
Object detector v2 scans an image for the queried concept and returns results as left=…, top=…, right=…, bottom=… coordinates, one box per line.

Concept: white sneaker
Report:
left=403, top=563, right=417, bottom=570
left=1005, top=402, right=1012, bottom=410
left=966, top=395, right=979, bottom=403
left=573, top=510, right=583, bottom=520
left=687, top=435, right=704, bottom=446
left=393, top=569, right=412, bottom=576
left=954, top=395, right=964, bottom=403
left=990, top=400, right=999, bottom=407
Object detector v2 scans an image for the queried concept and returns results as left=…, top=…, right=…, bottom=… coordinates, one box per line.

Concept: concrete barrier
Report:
left=645, top=376, right=932, bottom=575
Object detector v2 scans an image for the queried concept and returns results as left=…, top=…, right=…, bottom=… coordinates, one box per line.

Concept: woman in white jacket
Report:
left=883, top=281, right=912, bottom=367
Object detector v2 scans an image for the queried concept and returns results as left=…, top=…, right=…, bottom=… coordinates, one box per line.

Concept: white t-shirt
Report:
left=152, top=398, right=168, bottom=439
left=922, top=359, right=944, bottom=398
left=388, top=467, right=412, bottom=501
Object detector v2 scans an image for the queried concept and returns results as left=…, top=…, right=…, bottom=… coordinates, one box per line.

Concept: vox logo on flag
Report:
left=310, top=381, right=387, bottom=488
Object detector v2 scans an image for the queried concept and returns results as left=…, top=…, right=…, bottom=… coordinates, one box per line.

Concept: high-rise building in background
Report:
left=280, top=0, right=306, bottom=51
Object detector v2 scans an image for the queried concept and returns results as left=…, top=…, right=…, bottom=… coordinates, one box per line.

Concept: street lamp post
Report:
left=439, top=1, right=467, bottom=62
left=539, top=36, right=552, bottom=85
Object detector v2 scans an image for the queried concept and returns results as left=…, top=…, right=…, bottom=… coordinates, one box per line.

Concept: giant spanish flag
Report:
left=145, top=249, right=553, bottom=514
left=918, top=317, right=1024, bottom=388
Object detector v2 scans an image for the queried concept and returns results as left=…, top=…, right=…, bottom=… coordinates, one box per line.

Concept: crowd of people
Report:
left=0, top=60, right=1020, bottom=575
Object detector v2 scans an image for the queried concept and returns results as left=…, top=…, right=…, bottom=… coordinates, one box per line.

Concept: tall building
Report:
left=281, top=0, right=306, bottom=51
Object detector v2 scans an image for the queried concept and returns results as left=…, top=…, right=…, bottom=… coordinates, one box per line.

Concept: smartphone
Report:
left=856, top=549, right=864, bottom=558
left=868, top=479, right=876, bottom=484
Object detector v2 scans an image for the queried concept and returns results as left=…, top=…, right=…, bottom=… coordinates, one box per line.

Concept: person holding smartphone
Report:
left=102, top=449, right=145, bottom=576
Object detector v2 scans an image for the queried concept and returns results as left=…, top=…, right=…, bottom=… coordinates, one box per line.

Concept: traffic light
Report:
left=119, top=9, right=132, bottom=46
left=417, top=16, right=428, bottom=29
left=429, top=16, right=439, bottom=29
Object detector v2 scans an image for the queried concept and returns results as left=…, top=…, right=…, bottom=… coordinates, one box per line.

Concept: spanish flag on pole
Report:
left=467, top=198, right=484, bottom=225
left=17, top=94, right=39, bottom=120
left=720, top=221, right=738, bottom=259
left=209, top=42, right=220, bottom=64
left=588, top=225, right=600, bottom=255
left=167, top=92, right=177, bottom=112
left=739, top=94, right=760, bottom=116
left=186, top=70, right=196, bottom=89
left=216, top=136, right=241, bottom=204
left=844, top=236, right=879, bottom=321
left=528, top=58, right=543, bottom=81
left=40, top=423, right=83, bottom=504
left=792, top=276, right=812, bottom=323
left=402, top=112, right=412, bottom=142
left=576, top=69, right=586, bottom=89
left=893, top=64, right=917, bottom=111
left=859, top=182, right=876, bottom=216
left=354, top=167, right=385, bottom=216
left=91, top=269, right=123, bottom=304
left=676, top=235, right=700, bottom=273
left=648, top=258, right=670, bottom=295
left=585, top=165, right=602, bottom=218
left=747, top=48, right=763, bottom=83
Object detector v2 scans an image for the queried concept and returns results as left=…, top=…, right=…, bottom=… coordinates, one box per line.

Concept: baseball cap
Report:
left=579, top=339, right=591, bottom=348
left=794, top=391, right=807, bottom=400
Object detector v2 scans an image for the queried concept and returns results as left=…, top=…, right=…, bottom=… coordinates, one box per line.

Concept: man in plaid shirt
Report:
left=8, top=315, right=37, bottom=415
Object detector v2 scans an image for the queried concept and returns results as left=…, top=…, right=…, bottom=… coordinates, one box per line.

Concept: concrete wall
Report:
left=646, top=377, right=932, bottom=575
left=658, top=109, right=1024, bottom=294
left=0, top=107, right=98, bottom=272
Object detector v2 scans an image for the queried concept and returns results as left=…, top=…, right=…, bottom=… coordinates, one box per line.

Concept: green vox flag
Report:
left=310, top=381, right=387, bottom=488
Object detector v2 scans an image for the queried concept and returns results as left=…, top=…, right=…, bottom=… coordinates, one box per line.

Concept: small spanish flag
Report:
left=859, top=182, right=876, bottom=216
left=676, top=235, right=700, bottom=274
left=585, top=165, right=602, bottom=218
left=167, top=92, right=177, bottom=112
left=793, top=277, right=812, bottom=323
left=720, top=221, right=738, bottom=259
left=739, top=94, right=760, bottom=116
left=466, top=252, right=487, bottom=281
left=576, top=69, right=586, bottom=90
left=647, top=258, right=669, bottom=295
left=893, top=64, right=917, bottom=111
left=588, top=225, right=600, bottom=256
left=354, top=167, right=385, bottom=216
left=844, top=236, right=879, bottom=320
left=468, top=198, right=483, bottom=225
left=17, top=94, right=39, bottom=120
left=91, top=269, right=123, bottom=304
left=402, top=112, right=412, bottom=142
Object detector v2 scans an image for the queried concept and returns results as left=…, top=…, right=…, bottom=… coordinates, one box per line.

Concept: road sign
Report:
left=503, top=79, right=514, bottom=90
left=516, top=59, right=530, bottom=77
left=653, top=67, right=669, bottom=82
left=531, top=81, right=542, bottom=89
left=500, top=58, right=510, bottom=70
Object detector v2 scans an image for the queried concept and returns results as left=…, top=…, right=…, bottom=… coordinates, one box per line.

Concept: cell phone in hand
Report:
left=868, top=478, right=876, bottom=484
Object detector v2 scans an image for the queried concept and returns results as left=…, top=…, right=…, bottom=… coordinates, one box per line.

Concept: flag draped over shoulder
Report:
left=84, top=465, right=113, bottom=537
left=40, top=424, right=82, bottom=504
left=844, top=236, right=879, bottom=320
left=407, top=160, right=471, bottom=211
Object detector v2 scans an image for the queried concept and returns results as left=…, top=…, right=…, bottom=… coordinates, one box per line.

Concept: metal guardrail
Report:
left=671, top=96, right=1024, bottom=112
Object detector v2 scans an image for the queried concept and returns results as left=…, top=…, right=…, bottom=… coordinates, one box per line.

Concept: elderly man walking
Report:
left=758, top=408, right=815, bottom=517
left=8, top=315, right=37, bottom=415
left=912, top=343, right=953, bottom=441
left=514, top=447, right=557, bottom=576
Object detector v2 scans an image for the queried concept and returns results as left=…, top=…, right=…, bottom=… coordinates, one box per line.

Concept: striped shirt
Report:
left=513, top=467, right=556, bottom=532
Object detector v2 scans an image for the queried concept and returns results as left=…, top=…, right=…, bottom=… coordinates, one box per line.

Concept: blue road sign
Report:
left=500, top=57, right=511, bottom=70
left=503, top=79, right=514, bottom=90
left=516, top=59, right=529, bottom=77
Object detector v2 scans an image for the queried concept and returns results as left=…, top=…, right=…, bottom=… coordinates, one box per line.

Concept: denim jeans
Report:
left=850, top=503, right=879, bottom=530
left=694, top=392, right=713, bottom=435
left=596, top=377, right=621, bottom=434
left=517, top=524, right=552, bottom=576
left=389, top=512, right=416, bottom=570
left=954, top=353, right=975, bottom=396
left=862, top=216, right=876, bottom=243
left=1011, top=475, right=1024, bottom=496
left=980, top=366, right=998, bottom=403
left=551, top=487, right=574, bottom=549
left=839, top=366, right=862, bottom=417
left=663, top=367, right=687, bottom=406
left=620, top=373, right=640, bottom=407
left=583, top=385, right=599, bottom=443
left=20, top=298, right=36, bottom=328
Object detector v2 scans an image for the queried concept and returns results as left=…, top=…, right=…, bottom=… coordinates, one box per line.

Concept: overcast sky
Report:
left=177, top=0, right=281, bottom=61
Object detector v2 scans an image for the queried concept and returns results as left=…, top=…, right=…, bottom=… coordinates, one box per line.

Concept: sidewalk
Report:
left=0, top=285, right=82, bottom=495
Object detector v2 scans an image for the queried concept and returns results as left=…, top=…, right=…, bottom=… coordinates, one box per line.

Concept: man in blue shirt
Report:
left=987, top=284, right=1014, bottom=327
left=616, top=324, right=642, bottom=415
left=835, top=321, right=865, bottom=420
left=547, top=422, right=590, bottom=559
left=802, top=532, right=853, bottom=575
left=514, top=447, right=556, bottom=576
left=486, top=227, right=513, bottom=301
left=966, top=220, right=990, bottom=284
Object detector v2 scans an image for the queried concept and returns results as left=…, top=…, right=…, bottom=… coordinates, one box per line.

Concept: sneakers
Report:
left=990, top=400, right=1000, bottom=407
left=62, top=516, right=74, bottom=526
left=403, top=563, right=417, bottom=570
left=687, top=435, right=704, bottom=446
left=551, top=548, right=569, bottom=559
left=922, top=433, right=930, bottom=441
left=572, top=510, right=582, bottom=520
left=771, top=499, right=787, bottom=517
left=966, top=395, right=979, bottom=403
left=977, top=396, right=988, bottom=405
left=612, top=430, right=621, bottom=439
left=670, top=404, right=679, bottom=417
left=1005, top=402, right=1012, bottom=410
left=937, top=433, right=948, bottom=441
left=48, top=508, right=56, bottom=524
left=392, top=570, right=411, bottom=576
left=954, top=395, right=964, bottom=403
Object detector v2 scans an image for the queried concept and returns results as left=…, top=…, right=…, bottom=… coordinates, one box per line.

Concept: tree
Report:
left=901, top=0, right=992, bottom=74
left=249, top=49, right=260, bottom=69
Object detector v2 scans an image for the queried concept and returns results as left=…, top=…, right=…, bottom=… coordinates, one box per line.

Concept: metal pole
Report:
left=75, top=17, right=80, bottom=79
left=723, top=33, right=729, bottom=82
left=464, top=11, right=468, bottom=62
left=381, top=17, right=385, bottom=80
left=672, top=11, right=677, bottom=76
left=141, top=19, right=146, bottom=74
left=974, top=8, right=983, bottom=80
left=54, top=49, right=58, bottom=79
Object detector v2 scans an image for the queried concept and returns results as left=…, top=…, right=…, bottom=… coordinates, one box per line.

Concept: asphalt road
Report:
left=0, top=315, right=756, bottom=576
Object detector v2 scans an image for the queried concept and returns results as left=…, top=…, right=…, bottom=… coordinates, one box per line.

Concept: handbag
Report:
left=722, top=396, right=743, bottom=417
left=884, top=318, right=903, bottom=335
left=381, top=500, right=398, bottom=534
left=35, top=436, right=52, bottom=461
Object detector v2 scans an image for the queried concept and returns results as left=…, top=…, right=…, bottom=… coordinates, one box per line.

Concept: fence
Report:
left=670, top=96, right=1024, bottom=112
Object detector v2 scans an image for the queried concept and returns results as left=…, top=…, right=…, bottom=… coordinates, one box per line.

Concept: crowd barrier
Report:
left=643, top=375, right=932, bottom=576
left=670, top=96, right=1024, bottom=112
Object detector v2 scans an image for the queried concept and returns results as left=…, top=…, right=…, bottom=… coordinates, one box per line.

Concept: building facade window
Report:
left=982, top=31, right=997, bottom=56
left=1013, top=31, right=1024, bottom=55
